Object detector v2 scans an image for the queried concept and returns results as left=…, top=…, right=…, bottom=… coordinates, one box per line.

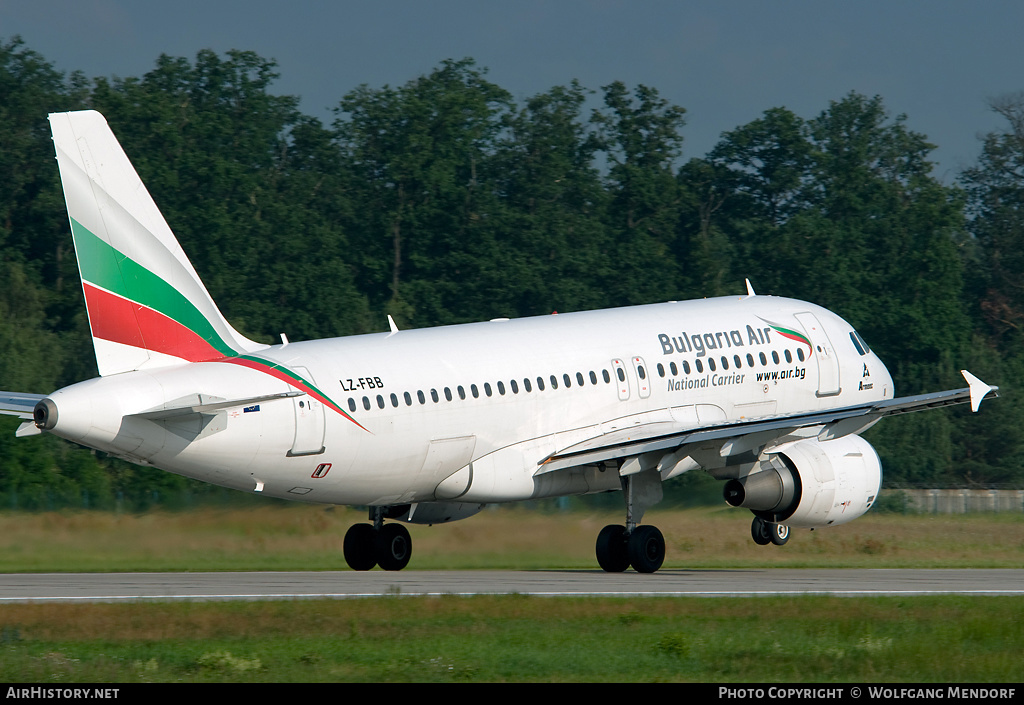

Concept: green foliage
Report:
left=0, top=596, right=1020, bottom=682
left=0, top=37, right=1020, bottom=502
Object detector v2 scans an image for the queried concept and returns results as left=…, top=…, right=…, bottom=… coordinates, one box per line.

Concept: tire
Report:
left=596, top=524, right=630, bottom=572
left=375, top=523, right=412, bottom=571
left=769, top=522, right=790, bottom=546
left=343, top=523, right=378, bottom=571
left=751, top=516, right=772, bottom=546
left=627, top=525, right=665, bottom=574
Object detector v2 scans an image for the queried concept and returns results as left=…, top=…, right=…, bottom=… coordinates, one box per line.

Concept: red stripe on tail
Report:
left=83, top=283, right=226, bottom=363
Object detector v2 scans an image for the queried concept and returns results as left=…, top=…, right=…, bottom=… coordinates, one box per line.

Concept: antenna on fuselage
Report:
left=745, top=279, right=756, bottom=297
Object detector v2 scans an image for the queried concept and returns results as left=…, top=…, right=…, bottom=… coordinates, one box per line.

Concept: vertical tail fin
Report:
left=49, top=110, right=266, bottom=376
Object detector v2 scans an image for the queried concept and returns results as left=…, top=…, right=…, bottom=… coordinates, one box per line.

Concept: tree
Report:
left=960, top=92, right=1024, bottom=350
left=335, top=59, right=514, bottom=326
left=488, top=81, right=611, bottom=315
left=591, top=82, right=688, bottom=305
left=90, top=49, right=370, bottom=341
left=680, top=107, right=815, bottom=297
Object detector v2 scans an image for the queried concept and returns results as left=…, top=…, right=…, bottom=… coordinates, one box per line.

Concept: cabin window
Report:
left=523, top=378, right=532, bottom=393
left=497, top=381, right=505, bottom=395
left=537, top=377, right=545, bottom=391
left=431, top=389, right=439, bottom=403
left=417, top=390, right=426, bottom=405
left=759, top=352, right=767, bottom=366
left=720, top=356, right=729, bottom=370
left=636, top=365, right=646, bottom=380
left=511, top=380, right=519, bottom=394
left=589, top=371, right=598, bottom=384
left=471, top=384, right=479, bottom=398
left=376, top=394, right=385, bottom=409
left=695, top=359, right=703, bottom=373
left=550, top=375, right=558, bottom=389
left=669, top=362, right=678, bottom=376
left=390, top=393, right=399, bottom=407
left=657, top=363, right=665, bottom=378
left=682, top=361, right=690, bottom=375
left=603, top=369, right=611, bottom=383
left=564, top=373, right=572, bottom=388
left=348, top=398, right=357, bottom=412
left=484, top=382, right=492, bottom=397
left=576, top=372, right=585, bottom=386
left=404, top=391, right=413, bottom=406
left=444, top=387, right=453, bottom=402
left=772, top=351, right=780, bottom=364
left=458, top=385, right=466, bottom=400
left=616, top=368, right=625, bottom=383
left=797, top=348, right=805, bottom=362
left=785, top=349, right=793, bottom=363
left=734, top=355, right=742, bottom=368
left=746, top=353, right=755, bottom=367
left=362, top=396, right=371, bottom=411
left=708, top=358, right=716, bottom=372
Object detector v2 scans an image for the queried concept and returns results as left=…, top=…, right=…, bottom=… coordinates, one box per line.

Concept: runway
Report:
left=0, top=569, right=1021, bottom=603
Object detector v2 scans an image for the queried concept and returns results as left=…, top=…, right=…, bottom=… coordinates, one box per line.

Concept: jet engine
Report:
left=723, top=434, right=882, bottom=528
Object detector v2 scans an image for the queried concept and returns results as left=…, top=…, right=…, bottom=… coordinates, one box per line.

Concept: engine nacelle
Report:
left=723, top=435, right=882, bottom=528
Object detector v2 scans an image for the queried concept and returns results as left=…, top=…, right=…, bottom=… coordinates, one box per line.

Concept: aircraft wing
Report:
left=537, top=371, right=997, bottom=474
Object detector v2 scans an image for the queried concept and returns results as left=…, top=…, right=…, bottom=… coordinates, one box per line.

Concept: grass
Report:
left=0, top=595, right=1021, bottom=682
left=0, top=504, right=1020, bottom=682
left=0, top=503, right=1020, bottom=572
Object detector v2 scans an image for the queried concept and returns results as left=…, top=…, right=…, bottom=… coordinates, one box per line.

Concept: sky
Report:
left=4, top=1, right=1024, bottom=182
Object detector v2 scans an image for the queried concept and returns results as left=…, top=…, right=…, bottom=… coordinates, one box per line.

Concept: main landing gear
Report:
left=596, top=523, right=665, bottom=573
left=596, top=468, right=666, bottom=573
left=343, top=507, right=412, bottom=571
left=750, top=516, right=789, bottom=546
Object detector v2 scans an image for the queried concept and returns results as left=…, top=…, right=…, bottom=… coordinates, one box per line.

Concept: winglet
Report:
left=745, top=279, right=756, bottom=297
left=961, top=370, right=996, bottom=412
left=387, top=315, right=399, bottom=333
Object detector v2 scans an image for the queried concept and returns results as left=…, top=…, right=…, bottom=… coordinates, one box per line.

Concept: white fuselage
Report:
left=45, top=294, right=893, bottom=507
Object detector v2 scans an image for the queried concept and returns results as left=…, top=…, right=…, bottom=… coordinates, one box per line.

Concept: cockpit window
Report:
left=850, top=330, right=871, bottom=356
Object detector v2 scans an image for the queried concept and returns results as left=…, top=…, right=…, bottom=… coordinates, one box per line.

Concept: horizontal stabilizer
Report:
left=0, top=392, right=46, bottom=420
left=130, top=391, right=302, bottom=420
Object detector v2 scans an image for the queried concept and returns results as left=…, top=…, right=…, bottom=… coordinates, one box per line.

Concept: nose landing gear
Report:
left=751, top=515, right=789, bottom=546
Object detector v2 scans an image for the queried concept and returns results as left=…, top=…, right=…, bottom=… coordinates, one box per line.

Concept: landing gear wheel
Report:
left=751, top=516, right=772, bottom=546
left=343, top=523, right=378, bottom=571
left=376, top=523, right=412, bottom=571
left=596, top=524, right=630, bottom=572
left=627, top=525, right=665, bottom=574
left=769, top=522, right=790, bottom=546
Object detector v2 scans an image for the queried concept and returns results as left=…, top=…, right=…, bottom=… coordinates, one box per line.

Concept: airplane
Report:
left=0, top=110, right=999, bottom=573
